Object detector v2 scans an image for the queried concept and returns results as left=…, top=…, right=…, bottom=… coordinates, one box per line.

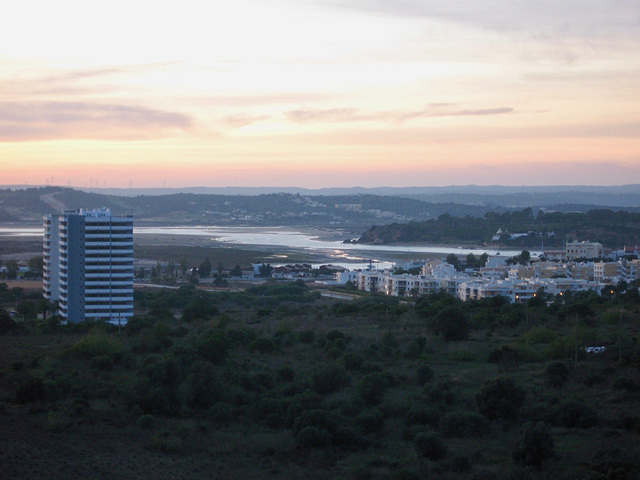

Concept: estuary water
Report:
left=1, top=225, right=530, bottom=266
left=133, top=226, right=525, bottom=257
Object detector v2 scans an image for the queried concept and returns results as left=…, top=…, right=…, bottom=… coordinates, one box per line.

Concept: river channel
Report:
left=0, top=225, right=531, bottom=268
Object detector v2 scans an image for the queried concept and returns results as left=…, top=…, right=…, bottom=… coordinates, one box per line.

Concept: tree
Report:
left=446, top=253, right=460, bottom=270
left=180, top=258, right=188, bottom=275
left=476, top=378, right=525, bottom=421
left=230, top=264, right=242, bottom=278
left=198, top=258, right=212, bottom=278
left=259, top=263, right=273, bottom=278
left=414, top=432, right=447, bottom=460
left=357, top=372, right=390, bottom=405
left=5, top=260, right=18, bottom=279
left=512, top=422, right=555, bottom=468
left=431, top=306, right=470, bottom=341
left=28, top=256, right=44, bottom=276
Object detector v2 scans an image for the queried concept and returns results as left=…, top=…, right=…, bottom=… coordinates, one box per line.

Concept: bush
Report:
left=16, top=377, right=46, bottom=404
left=512, top=422, right=555, bottom=468
left=404, top=406, right=440, bottom=428
left=311, top=363, right=350, bottom=394
left=0, top=312, right=18, bottom=334
left=612, top=376, right=639, bottom=392
left=543, top=361, right=570, bottom=387
left=292, top=409, right=337, bottom=436
left=446, top=454, right=472, bottom=473
left=90, top=355, right=114, bottom=371
left=71, top=333, right=125, bottom=360
left=414, top=432, right=447, bottom=460
left=296, top=426, right=332, bottom=449
left=47, top=409, right=71, bottom=433
left=439, top=411, right=489, bottom=437
left=588, top=446, right=639, bottom=480
left=196, top=332, right=229, bottom=364
left=356, top=372, right=390, bottom=405
left=548, top=400, right=598, bottom=428
left=249, top=337, right=276, bottom=354
left=151, top=432, right=184, bottom=453
left=298, top=330, right=315, bottom=344
left=354, top=408, right=384, bottom=434
left=136, top=414, right=154, bottom=429
left=416, top=364, right=434, bottom=386
left=475, top=378, right=525, bottom=421
left=182, top=361, right=220, bottom=409
left=431, top=306, right=470, bottom=342
left=277, top=366, right=296, bottom=382
left=343, top=352, right=364, bottom=371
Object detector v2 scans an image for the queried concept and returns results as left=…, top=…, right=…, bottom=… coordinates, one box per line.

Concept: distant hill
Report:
left=3, top=184, right=640, bottom=207
left=0, top=187, right=496, bottom=228
left=1, top=186, right=639, bottom=233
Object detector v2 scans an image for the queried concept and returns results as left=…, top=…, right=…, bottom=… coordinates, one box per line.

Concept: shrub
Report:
left=543, top=361, right=570, bottom=387
left=284, top=390, right=323, bottom=427
left=209, top=402, right=236, bottom=425
left=404, top=406, right=440, bottom=428
left=90, top=355, right=114, bottom=371
left=405, top=337, right=426, bottom=358
left=136, top=414, right=154, bottom=429
left=47, top=409, right=71, bottom=433
left=196, top=332, right=228, bottom=364
left=298, top=330, right=315, bottom=344
left=488, top=345, right=520, bottom=364
left=0, top=312, right=18, bottom=334
left=151, top=432, right=184, bottom=453
left=356, top=372, right=390, bottom=405
left=414, top=432, right=447, bottom=460
left=16, top=377, right=46, bottom=404
left=522, top=326, right=557, bottom=345
left=292, top=409, right=337, bottom=436
left=612, top=376, right=639, bottom=392
left=277, top=366, right=296, bottom=382
left=296, top=426, right=332, bottom=449
left=332, top=426, right=369, bottom=449
left=439, top=411, right=489, bottom=437
left=354, top=408, right=384, bottom=434
left=326, top=329, right=346, bottom=342
left=249, top=337, right=276, bottom=354
left=512, top=422, right=555, bottom=468
left=446, top=454, right=472, bottom=473
left=475, top=378, right=525, bottom=421
left=311, top=363, right=350, bottom=394
left=548, top=400, right=598, bottom=428
left=389, top=469, right=420, bottom=480
left=416, top=364, right=434, bottom=386
left=71, top=333, right=125, bottom=360
left=343, top=352, right=364, bottom=371
left=431, top=306, right=470, bottom=342
left=588, top=446, right=639, bottom=480
left=182, top=361, right=220, bottom=409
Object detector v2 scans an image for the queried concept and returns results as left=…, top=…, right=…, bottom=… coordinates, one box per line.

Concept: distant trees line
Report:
left=357, top=208, right=640, bottom=247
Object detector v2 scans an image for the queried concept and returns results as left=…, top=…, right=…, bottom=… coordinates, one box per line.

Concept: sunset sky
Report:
left=1, top=0, right=639, bottom=188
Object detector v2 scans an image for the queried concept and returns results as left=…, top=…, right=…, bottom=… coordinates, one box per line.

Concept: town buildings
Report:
left=332, top=255, right=638, bottom=303
left=43, top=208, right=134, bottom=324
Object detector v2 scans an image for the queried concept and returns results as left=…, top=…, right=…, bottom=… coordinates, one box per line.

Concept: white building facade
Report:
left=44, top=208, right=134, bottom=324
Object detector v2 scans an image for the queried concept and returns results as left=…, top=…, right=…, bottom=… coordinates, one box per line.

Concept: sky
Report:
left=1, top=0, right=639, bottom=188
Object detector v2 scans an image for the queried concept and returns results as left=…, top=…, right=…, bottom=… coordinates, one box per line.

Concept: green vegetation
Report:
left=357, top=207, right=640, bottom=247
left=1, top=279, right=640, bottom=479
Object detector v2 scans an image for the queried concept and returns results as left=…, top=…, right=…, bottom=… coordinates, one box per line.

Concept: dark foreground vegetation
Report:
left=2, top=280, right=640, bottom=479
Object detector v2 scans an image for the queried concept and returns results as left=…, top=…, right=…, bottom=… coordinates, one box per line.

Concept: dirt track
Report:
left=2, top=280, right=42, bottom=291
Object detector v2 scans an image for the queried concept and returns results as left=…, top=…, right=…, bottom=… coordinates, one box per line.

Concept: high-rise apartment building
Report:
left=43, top=208, right=134, bottom=324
